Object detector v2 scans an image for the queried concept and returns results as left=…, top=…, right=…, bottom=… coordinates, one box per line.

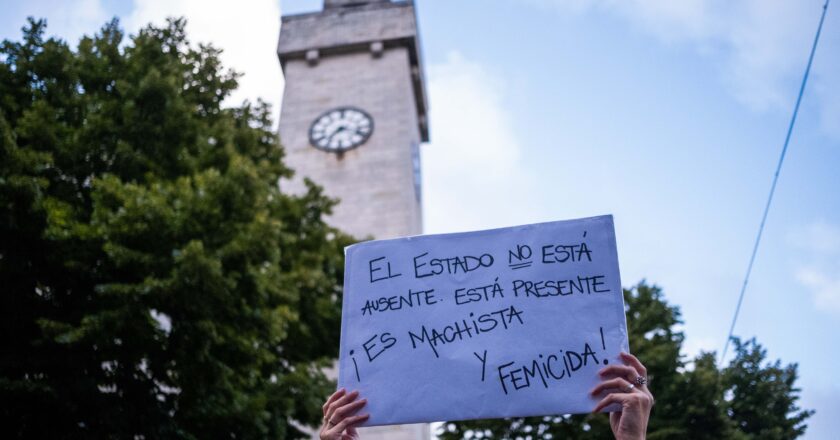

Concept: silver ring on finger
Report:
left=623, top=383, right=635, bottom=393
left=635, top=375, right=648, bottom=386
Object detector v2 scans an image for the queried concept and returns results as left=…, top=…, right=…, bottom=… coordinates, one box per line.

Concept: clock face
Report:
left=308, top=107, right=374, bottom=152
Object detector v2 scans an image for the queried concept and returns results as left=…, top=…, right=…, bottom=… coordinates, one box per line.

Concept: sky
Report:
left=2, top=0, right=839, bottom=438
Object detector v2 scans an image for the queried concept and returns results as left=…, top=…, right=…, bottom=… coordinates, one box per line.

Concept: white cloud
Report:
left=792, top=220, right=840, bottom=314
left=815, top=67, right=840, bottom=139
left=528, top=0, right=840, bottom=136
left=680, top=334, right=717, bottom=360
left=126, top=0, right=283, bottom=126
left=789, top=219, right=840, bottom=253
left=74, top=0, right=108, bottom=32
left=422, top=52, right=545, bottom=234
left=3, top=0, right=108, bottom=45
left=797, top=264, right=840, bottom=314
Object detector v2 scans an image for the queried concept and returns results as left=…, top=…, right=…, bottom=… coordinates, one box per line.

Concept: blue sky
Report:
left=3, top=0, right=839, bottom=438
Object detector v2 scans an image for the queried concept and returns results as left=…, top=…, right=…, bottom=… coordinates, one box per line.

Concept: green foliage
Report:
left=723, top=338, right=814, bottom=440
left=1, top=17, right=352, bottom=439
left=439, top=283, right=813, bottom=440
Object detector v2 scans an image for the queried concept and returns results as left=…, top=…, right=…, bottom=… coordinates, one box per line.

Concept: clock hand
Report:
left=327, top=126, right=346, bottom=145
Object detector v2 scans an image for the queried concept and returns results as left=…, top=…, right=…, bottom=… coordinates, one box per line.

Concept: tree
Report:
left=439, top=283, right=814, bottom=439
left=723, top=338, right=813, bottom=440
left=1, top=18, right=352, bottom=439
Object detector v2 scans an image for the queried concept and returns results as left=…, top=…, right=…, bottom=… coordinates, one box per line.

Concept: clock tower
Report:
left=277, top=1, right=430, bottom=438
left=277, top=0, right=428, bottom=241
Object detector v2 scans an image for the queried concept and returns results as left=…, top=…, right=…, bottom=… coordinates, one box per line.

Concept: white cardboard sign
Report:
left=338, top=215, right=629, bottom=426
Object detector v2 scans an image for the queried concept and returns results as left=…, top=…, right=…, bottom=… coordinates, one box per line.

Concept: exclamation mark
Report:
left=350, top=349, right=361, bottom=382
left=599, top=327, right=609, bottom=365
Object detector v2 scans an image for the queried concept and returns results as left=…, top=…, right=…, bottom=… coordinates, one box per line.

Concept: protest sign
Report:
left=338, top=215, right=629, bottom=426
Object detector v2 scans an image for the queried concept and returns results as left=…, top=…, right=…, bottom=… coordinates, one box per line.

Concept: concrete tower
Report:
left=277, top=0, right=428, bottom=241
left=277, top=1, right=430, bottom=438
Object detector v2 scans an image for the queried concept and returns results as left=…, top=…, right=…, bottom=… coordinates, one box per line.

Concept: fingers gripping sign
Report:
left=591, top=352, right=654, bottom=440
left=320, top=388, right=370, bottom=440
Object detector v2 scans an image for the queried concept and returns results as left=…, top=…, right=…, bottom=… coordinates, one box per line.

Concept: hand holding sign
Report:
left=318, top=389, right=368, bottom=440
left=593, top=352, right=654, bottom=440
left=338, top=215, right=631, bottom=426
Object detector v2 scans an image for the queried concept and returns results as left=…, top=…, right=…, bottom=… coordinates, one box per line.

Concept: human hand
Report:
left=319, top=388, right=370, bottom=440
left=591, top=352, right=654, bottom=440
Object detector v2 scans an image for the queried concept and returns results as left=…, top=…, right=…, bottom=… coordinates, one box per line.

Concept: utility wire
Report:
left=720, top=0, right=831, bottom=366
